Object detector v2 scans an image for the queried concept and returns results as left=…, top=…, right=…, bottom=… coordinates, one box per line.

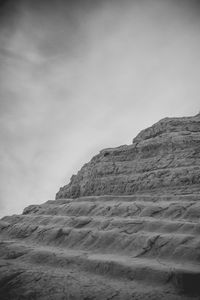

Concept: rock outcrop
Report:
left=56, top=113, right=200, bottom=199
left=0, top=114, right=200, bottom=300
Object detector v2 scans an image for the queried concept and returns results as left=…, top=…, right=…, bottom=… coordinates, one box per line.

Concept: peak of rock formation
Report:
left=0, top=114, right=200, bottom=300
left=56, top=113, right=200, bottom=199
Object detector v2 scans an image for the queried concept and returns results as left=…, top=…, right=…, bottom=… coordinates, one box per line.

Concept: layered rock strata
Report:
left=56, top=114, right=200, bottom=199
left=0, top=113, right=199, bottom=300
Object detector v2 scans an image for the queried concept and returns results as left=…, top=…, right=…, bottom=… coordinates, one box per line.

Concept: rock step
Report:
left=0, top=264, right=192, bottom=300
left=0, top=239, right=200, bottom=296
left=30, top=194, right=200, bottom=205
left=1, top=221, right=199, bottom=263
left=2, top=214, right=200, bottom=235
left=22, top=199, right=200, bottom=221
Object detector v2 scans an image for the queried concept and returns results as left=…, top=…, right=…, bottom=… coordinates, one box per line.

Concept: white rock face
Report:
left=56, top=113, right=200, bottom=198
left=0, top=114, right=200, bottom=299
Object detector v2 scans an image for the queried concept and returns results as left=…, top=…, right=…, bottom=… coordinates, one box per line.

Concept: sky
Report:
left=0, top=0, right=200, bottom=217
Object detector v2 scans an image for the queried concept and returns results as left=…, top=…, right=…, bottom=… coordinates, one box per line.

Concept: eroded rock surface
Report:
left=0, top=114, right=200, bottom=300
left=56, top=113, right=200, bottom=199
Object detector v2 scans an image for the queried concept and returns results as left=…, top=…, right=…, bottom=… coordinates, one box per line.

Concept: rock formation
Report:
left=0, top=113, right=200, bottom=300
left=56, top=114, right=200, bottom=199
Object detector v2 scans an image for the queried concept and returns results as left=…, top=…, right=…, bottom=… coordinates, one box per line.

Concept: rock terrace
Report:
left=0, top=113, right=200, bottom=300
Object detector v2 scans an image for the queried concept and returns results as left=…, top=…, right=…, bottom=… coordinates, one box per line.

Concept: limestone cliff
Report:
left=56, top=113, right=200, bottom=199
left=0, top=113, right=199, bottom=300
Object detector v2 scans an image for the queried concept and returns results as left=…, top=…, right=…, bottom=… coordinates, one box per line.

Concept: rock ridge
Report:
left=56, top=114, right=200, bottom=199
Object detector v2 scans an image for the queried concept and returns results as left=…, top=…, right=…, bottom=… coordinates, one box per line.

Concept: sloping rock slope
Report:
left=0, top=114, right=200, bottom=300
left=56, top=113, right=200, bottom=199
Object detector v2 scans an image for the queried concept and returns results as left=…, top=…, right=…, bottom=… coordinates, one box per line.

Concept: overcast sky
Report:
left=0, top=0, right=200, bottom=216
